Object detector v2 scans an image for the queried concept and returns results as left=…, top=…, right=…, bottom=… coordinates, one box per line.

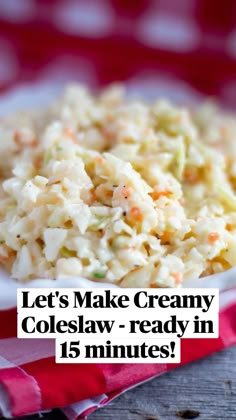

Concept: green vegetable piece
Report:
left=93, top=272, right=106, bottom=279
left=56, top=145, right=63, bottom=151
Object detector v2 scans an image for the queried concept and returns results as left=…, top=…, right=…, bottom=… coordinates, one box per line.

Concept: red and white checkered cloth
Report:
left=0, top=0, right=236, bottom=418
left=0, top=0, right=235, bottom=106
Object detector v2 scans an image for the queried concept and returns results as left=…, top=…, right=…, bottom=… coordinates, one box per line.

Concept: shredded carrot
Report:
left=220, top=125, right=229, bottom=138
left=151, top=190, right=172, bottom=200
left=31, top=138, right=38, bottom=147
left=14, top=131, right=38, bottom=147
left=144, top=127, right=152, bottom=136
left=207, top=232, right=220, bottom=244
left=129, top=207, right=143, bottom=222
left=102, top=127, right=114, bottom=141
left=121, top=186, right=132, bottom=199
left=0, top=248, right=15, bottom=262
left=171, top=272, right=183, bottom=285
left=105, top=190, right=113, bottom=198
left=90, top=188, right=96, bottom=203
left=183, top=169, right=199, bottom=184
left=14, top=131, right=23, bottom=144
left=64, top=127, right=79, bottom=145
left=95, top=155, right=104, bottom=164
left=213, top=142, right=223, bottom=150
left=64, top=127, right=74, bottom=138
left=34, top=158, right=42, bottom=170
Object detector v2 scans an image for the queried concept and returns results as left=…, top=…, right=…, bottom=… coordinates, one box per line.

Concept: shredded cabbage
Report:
left=1, top=84, right=236, bottom=286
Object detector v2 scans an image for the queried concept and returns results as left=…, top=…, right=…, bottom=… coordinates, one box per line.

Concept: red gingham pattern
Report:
left=0, top=0, right=235, bottom=105
left=0, top=1, right=236, bottom=418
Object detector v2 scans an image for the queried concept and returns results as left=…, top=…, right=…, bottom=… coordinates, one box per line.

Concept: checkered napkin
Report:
left=0, top=0, right=236, bottom=418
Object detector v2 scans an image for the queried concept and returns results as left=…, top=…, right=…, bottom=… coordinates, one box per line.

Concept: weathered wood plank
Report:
left=90, top=346, right=236, bottom=420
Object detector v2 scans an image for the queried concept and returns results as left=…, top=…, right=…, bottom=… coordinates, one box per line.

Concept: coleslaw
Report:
left=0, top=84, right=236, bottom=287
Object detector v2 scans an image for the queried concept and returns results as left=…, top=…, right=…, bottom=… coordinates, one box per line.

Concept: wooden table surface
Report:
left=11, top=345, right=236, bottom=420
